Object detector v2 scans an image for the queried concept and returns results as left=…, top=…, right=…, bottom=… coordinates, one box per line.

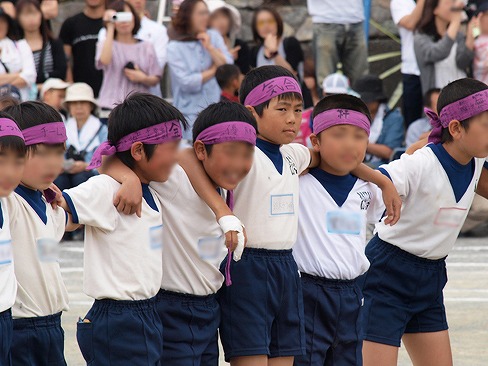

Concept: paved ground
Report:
left=60, top=236, right=488, bottom=366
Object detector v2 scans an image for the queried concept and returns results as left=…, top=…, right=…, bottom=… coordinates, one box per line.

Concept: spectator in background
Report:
left=0, top=0, right=57, bottom=19
left=98, top=0, right=168, bottom=97
left=391, top=0, right=425, bottom=127
left=308, top=0, right=368, bottom=86
left=414, top=0, right=475, bottom=94
left=215, top=63, right=241, bottom=102
left=40, top=77, right=69, bottom=120
left=0, top=8, right=36, bottom=101
left=354, top=74, right=405, bottom=168
left=473, top=4, right=488, bottom=84
left=55, top=82, right=107, bottom=191
left=17, top=0, right=66, bottom=93
left=322, top=72, right=359, bottom=97
left=405, top=88, right=440, bottom=147
left=59, top=0, right=104, bottom=97
left=208, top=0, right=250, bottom=74
left=0, top=83, right=21, bottom=109
left=167, top=0, right=232, bottom=139
left=96, top=1, right=161, bottom=113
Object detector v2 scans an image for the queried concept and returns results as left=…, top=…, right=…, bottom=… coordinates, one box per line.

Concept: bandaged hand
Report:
left=218, top=215, right=245, bottom=261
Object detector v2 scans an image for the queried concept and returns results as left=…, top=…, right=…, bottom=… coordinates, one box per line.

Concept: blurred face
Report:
left=114, top=6, right=135, bottom=36
left=0, top=147, right=25, bottom=197
left=311, top=125, right=369, bottom=176
left=68, top=101, right=92, bottom=123
left=18, top=4, right=42, bottom=33
left=251, top=96, right=303, bottom=145
left=196, top=141, right=254, bottom=191
left=480, top=11, right=488, bottom=35
left=255, top=10, right=277, bottom=39
left=128, top=0, right=145, bottom=15
left=43, top=89, right=66, bottom=111
left=451, top=111, right=488, bottom=159
left=22, top=144, right=65, bottom=191
left=0, top=18, right=9, bottom=39
left=209, top=9, right=231, bottom=37
left=434, top=0, right=455, bottom=23
left=191, top=1, right=209, bottom=34
left=135, top=140, right=180, bottom=183
left=85, top=0, right=104, bottom=9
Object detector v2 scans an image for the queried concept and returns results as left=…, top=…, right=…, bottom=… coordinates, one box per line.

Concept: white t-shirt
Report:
left=150, top=165, right=227, bottom=296
left=307, top=0, right=364, bottom=24
left=294, top=171, right=385, bottom=280
left=233, top=142, right=311, bottom=250
left=63, top=175, right=163, bottom=301
left=376, top=147, right=485, bottom=259
left=390, top=0, right=420, bottom=76
left=435, top=43, right=467, bottom=89
left=0, top=198, right=16, bottom=313
left=6, top=188, right=68, bottom=318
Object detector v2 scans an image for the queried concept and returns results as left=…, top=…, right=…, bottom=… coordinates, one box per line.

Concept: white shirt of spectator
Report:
left=233, top=143, right=311, bottom=250
left=435, top=43, right=467, bottom=89
left=376, top=147, right=485, bottom=260
left=307, top=0, right=364, bottom=24
left=5, top=191, right=68, bottom=318
left=294, top=174, right=385, bottom=280
left=63, top=175, right=163, bottom=301
left=365, top=103, right=385, bottom=164
left=65, top=115, right=104, bottom=153
left=390, top=0, right=421, bottom=76
left=0, top=198, right=16, bottom=313
left=0, top=39, right=37, bottom=101
left=150, top=165, right=227, bottom=296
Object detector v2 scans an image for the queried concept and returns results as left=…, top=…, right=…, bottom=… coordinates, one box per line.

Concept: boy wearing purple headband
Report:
left=2, top=102, right=73, bottom=366
left=0, top=115, right=26, bottom=366
left=179, top=65, right=401, bottom=366
left=361, top=78, right=488, bottom=366
left=59, top=93, right=187, bottom=365
left=293, top=94, right=386, bottom=366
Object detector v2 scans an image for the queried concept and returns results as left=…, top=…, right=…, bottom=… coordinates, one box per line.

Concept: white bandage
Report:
left=218, top=215, right=245, bottom=261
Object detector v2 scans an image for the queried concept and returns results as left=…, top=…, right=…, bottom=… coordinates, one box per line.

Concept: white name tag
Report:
left=198, top=235, right=225, bottom=261
left=326, top=211, right=362, bottom=235
left=37, top=238, right=60, bottom=262
left=149, top=225, right=163, bottom=250
left=270, top=194, right=295, bottom=216
left=0, top=239, right=13, bottom=265
left=434, top=207, right=467, bottom=227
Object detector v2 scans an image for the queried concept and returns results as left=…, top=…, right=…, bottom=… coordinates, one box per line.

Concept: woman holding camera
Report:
left=95, top=0, right=161, bottom=113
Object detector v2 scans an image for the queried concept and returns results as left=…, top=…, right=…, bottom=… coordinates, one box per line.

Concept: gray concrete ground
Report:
left=60, top=236, right=488, bottom=366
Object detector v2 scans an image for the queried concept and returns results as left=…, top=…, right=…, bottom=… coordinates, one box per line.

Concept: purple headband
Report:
left=195, top=122, right=257, bottom=146
left=313, top=109, right=370, bottom=136
left=87, top=120, right=183, bottom=169
left=0, top=118, right=24, bottom=140
left=425, top=89, right=488, bottom=144
left=243, top=76, right=302, bottom=106
left=22, top=122, right=67, bottom=146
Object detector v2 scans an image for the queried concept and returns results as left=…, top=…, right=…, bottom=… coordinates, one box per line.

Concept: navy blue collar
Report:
left=428, top=143, right=475, bottom=202
left=309, top=167, right=358, bottom=207
left=0, top=200, right=3, bottom=229
left=256, top=138, right=283, bottom=174
left=15, top=185, right=47, bottom=224
left=142, top=183, right=159, bottom=212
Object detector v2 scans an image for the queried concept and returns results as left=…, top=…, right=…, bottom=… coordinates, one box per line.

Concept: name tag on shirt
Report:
left=0, top=239, right=13, bottom=265
left=326, top=211, right=362, bottom=235
left=37, top=238, right=60, bottom=262
left=270, top=194, right=295, bottom=216
left=434, top=207, right=468, bottom=227
left=198, top=235, right=224, bottom=261
left=149, top=225, right=163, bottom=250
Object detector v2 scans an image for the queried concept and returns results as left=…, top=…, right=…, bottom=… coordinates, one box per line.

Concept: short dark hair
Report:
left=0, top=111, right=26, bottom=157
left=251, top=6, right=283, bottom=44
left=239, top=65, right=302, bottom=117
left=312, top=94, right=371, bottom=135
left=192, top=101, right=257, bottom=151
left=4, top=101, right=65, bottom=152
left=172, top=0, right=206, bottom=35
left=107, top=93, right=188, bottom=168
left=423, top=88, right=441, bottom=108
left=437, top=78, right=488, bottom=143
left=216, top=64, right=240, bottom=89
left=108, top=0, right=140, bottom=36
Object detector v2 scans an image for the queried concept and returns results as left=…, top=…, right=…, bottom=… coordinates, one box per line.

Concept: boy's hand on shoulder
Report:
left=219, top=215, right=246, bottom=260
left=114, top=175, right=143, bottom=217
left=48, top=183, right=63, bottom=210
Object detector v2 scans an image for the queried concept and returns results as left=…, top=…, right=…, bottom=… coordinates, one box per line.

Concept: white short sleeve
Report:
left=282, top=143, right=311, bottom=174
left=390, top=0, right=414, bottom=25
left=149, top=164, right=184, bottom=202
left=366, top=183, right=387, bottom=224
left=17, top=40, right=37, bottom=85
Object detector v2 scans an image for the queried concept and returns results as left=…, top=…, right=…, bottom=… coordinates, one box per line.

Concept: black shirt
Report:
left=59, top=12, right=103, bottom=97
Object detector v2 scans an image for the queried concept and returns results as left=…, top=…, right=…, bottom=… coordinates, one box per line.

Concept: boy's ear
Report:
left=309, top=133, right=321, bottom=152
left=448, top=119, right=463, bottom=141
left=246, top=105, right=258, bottom=119
left=130, top=142, right=145, bottom=161
left=193, top=140, right=207, bottom=161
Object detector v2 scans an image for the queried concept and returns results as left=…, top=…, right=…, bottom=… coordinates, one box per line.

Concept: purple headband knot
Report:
left=0, top=118, right=24, bottom=140
left=244, top=76, right=302, bottom=107
left=195, top=121, right=256, bottom=146
left=313, top=109, right=370, bottom=136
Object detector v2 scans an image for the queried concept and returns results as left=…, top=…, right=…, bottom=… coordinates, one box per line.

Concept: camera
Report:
left=112, top=12, right=133, bottom=23
left=451, top=0, right=488, bottom=20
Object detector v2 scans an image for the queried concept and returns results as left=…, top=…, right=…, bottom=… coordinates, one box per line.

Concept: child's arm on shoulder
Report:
left=476, top=164, right=488, bottom=199
left=56, top=194, right=81, bottom=232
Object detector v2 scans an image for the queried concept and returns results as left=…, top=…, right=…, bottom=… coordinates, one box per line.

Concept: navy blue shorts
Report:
left=12, top=312, right=66, bottom=366
left=77, top=297, right=163, bottom=365
left=360, top=235, right=448, bottom=347
left=294, top=273, right=363, bottom=366
left=156, top=289, right=219, bottom=366
left=219, top=248, right=306, bottom=361
left=0, top=309, right=12, bottom=366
